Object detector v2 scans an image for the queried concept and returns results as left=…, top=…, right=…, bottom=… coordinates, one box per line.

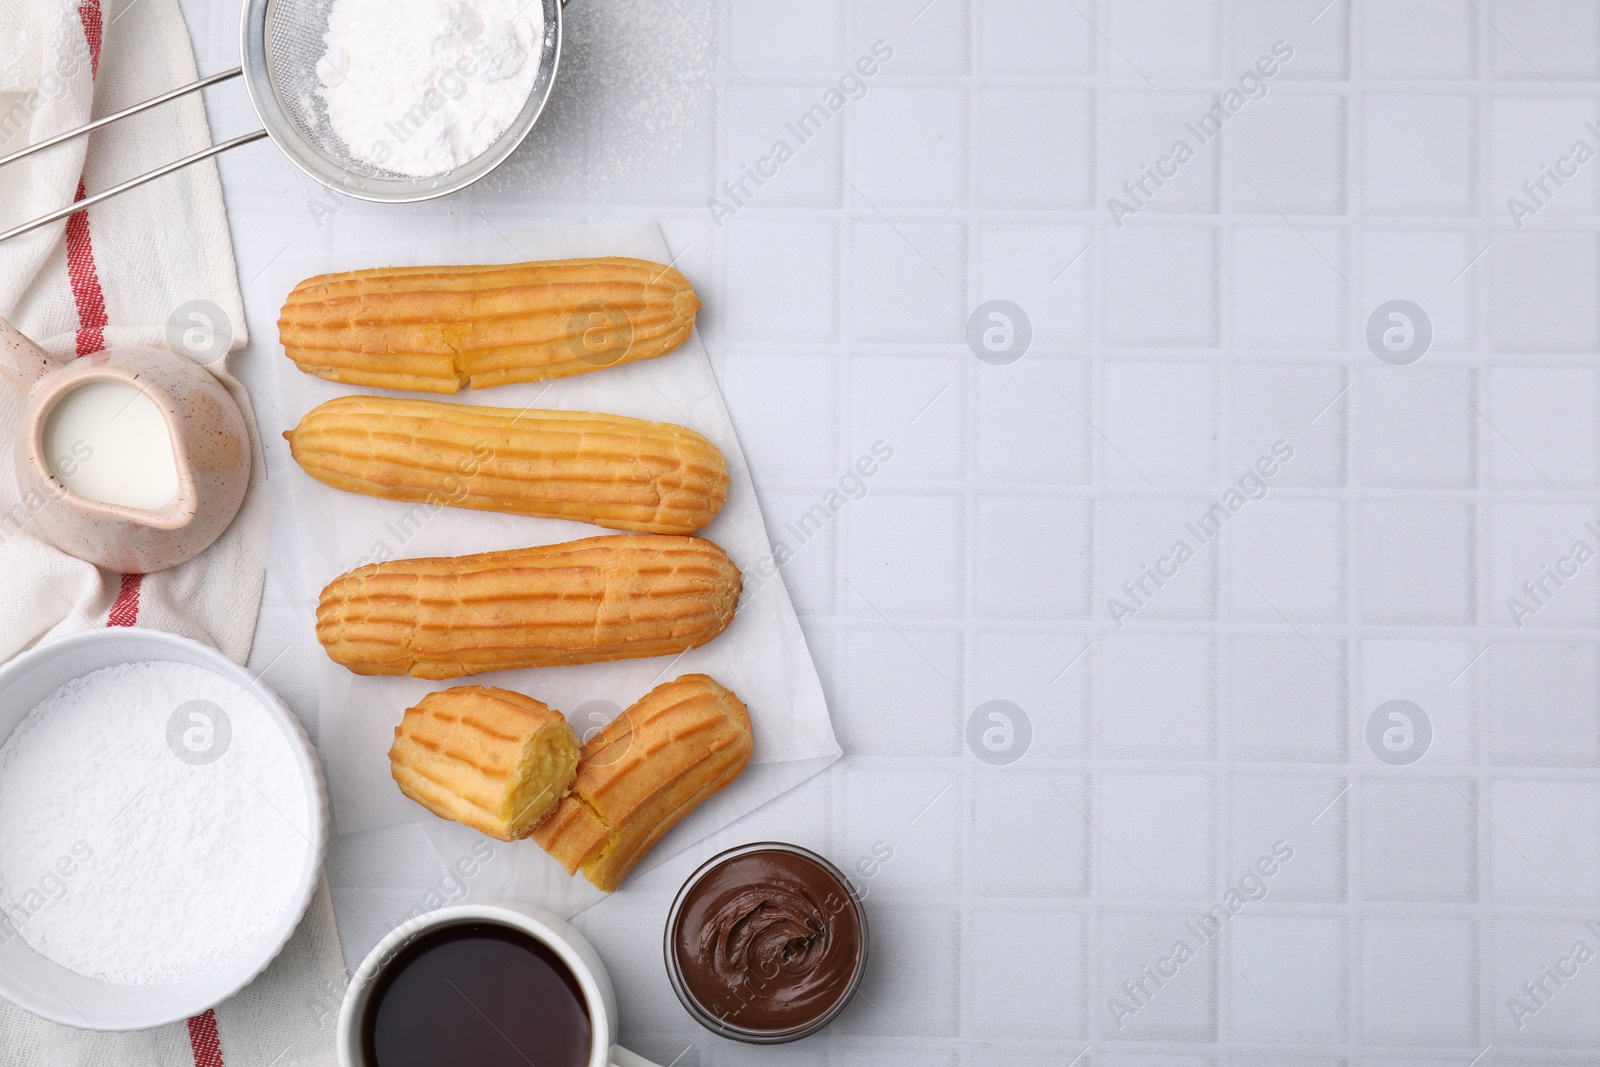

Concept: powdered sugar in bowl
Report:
left=0, top=628, right=328, bottom=1030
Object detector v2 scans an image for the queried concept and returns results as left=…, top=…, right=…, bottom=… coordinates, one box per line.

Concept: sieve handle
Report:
left=0, top=129, right=269, bottom=245
left=0, top=67, right=245, bottom=172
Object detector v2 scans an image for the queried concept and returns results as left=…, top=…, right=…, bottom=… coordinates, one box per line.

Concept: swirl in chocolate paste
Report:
left=672, top=849, right=862, bottom=1033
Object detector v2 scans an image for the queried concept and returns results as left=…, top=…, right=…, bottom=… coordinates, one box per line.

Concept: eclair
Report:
left=532, top=674, right=753, bottom=892
left=278, top=257, right=700, bottom=393
left=315, top=534, right=743, bottom=679
left=389, top=686, right=580, bottom=841
left=285, top=395, right=730, bottom=535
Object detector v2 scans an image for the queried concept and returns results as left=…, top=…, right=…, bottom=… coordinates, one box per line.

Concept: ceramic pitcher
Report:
left=0, top=316, right=250, bottom=573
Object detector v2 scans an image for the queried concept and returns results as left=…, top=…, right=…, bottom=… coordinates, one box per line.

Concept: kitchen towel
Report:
left=0, top=1, right=345, bottom=1064
left=0, top=0, right=264, bottom=663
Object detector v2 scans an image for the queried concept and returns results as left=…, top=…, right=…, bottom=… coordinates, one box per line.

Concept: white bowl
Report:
left=0, top=627, right=328, bottom=1030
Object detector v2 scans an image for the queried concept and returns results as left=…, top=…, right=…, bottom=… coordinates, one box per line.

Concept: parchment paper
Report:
left=262, top=220, right=838, bottom=915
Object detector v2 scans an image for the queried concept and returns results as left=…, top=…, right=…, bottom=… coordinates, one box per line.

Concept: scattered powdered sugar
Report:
left=0, top=662, right=310, bottom=986
left=317, top=0, right=545, bottom=178
left=475, top=0, right=717, bottom=197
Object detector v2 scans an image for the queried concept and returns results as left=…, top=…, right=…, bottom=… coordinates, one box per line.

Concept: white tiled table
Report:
left=184, top=0, right=1600, bottom=1061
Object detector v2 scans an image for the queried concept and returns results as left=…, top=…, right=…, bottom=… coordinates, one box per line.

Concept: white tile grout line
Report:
left=1084, top=7, right=1107, bottom=1042
left=1471, top=13, right=1496, bottom=1044
left=1215, top=5, right=1236, bottom=1042
left=959, top=3, right=982, bottom=1034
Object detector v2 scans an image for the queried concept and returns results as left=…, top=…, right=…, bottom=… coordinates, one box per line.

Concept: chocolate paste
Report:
left=671, top=848, right=862, bottom=1033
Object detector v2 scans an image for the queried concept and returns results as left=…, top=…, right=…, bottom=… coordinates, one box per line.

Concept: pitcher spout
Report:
left=0, top=317, right=64, bottom=395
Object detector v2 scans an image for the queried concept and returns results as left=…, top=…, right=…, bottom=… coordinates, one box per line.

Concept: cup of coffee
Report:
left=337, top=903, right=664, bottom=1067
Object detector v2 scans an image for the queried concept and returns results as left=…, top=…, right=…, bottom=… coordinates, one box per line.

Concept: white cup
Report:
left=337, top=903, right=663, bottom=1067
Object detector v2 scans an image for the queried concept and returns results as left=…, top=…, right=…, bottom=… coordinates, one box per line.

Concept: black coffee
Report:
left=362, top=922, right=593, bottom=1067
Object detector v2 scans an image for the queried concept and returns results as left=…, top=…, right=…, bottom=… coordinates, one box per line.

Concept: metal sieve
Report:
left=0, top=0, right=563, bottom=244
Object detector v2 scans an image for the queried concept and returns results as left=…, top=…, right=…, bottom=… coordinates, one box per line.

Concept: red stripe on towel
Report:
left=77, top=1, right=102, bottom=77
left=68, top=1, right=107, bottom=356
left=105, top=572, right=143, bottom=627
left=64, top=178, right=108, bottom=358
left=187, top=1009, right=226, bottom=1067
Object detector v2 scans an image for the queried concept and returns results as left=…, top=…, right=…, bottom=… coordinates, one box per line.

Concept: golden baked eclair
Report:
left=285, top=395, right=729, bottom=535
left=316, top=534, right=742, bottom=679
left=389, top=686, right=580, bottom=840
left=532, top=675, right=753, bottom=892
left=278, top=257, right=699, bottom=393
